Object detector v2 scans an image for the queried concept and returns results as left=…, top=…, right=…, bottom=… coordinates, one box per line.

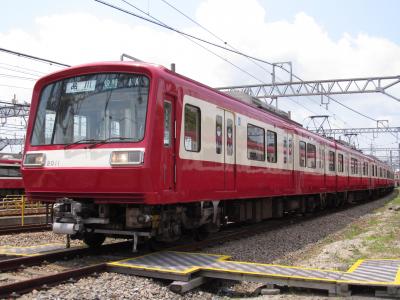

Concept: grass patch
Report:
left=343, top=224, right=364, bottom=240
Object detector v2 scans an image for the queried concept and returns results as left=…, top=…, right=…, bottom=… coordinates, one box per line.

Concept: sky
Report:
left=0, top=0, right=399, bottom=157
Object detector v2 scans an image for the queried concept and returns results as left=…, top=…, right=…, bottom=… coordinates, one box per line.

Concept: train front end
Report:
left=22, top=62, right=157, bottom=248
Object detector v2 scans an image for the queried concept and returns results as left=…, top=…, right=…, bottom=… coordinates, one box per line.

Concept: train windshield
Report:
left=31, top=73, right=149, bottom=146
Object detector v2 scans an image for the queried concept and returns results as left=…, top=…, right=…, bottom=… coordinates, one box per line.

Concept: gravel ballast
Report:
left=2, top=192, right=394, bottom=300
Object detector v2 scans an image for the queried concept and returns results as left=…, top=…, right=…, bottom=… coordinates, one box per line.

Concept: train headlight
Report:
left=110, top=150, right=144, bottom=166
left=23, top=153, right=46, bottom=167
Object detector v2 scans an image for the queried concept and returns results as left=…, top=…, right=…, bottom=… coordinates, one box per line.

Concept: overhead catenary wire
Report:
left=0, top=47, right=70, bottom=68
left=0, top=62, right=47, bottom=75
left=118, top=0, right=321, bottom=117
left=99, top=0, right=383, bottom=127
left=134, top=0, right=381, bottom=143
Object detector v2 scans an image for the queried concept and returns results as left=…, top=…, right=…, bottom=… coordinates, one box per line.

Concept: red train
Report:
left=0, top=157, right=24, bottom=196
left=21, top=62, right=394, bottom=248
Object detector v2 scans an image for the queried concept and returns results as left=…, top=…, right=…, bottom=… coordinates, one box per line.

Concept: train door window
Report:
left=216, top=115, right=223, bottom=154
left=318, top=147, right=323, bottom=169
left=328, top=151, right=335, bottom=172
left=226, top=118, right=233, bottom=156
left=380, top=167, right=382, bottom=177
left=283, top=136, right=288, bottom=164
left=267, top=130, right=277, bottom=163
left=164, top=101, right=172, bottom=146
left=288, top=136, right=293, bottom=164
left=338, top=154, right=344, bottom=172
left=306, top=143, right=316, bottom=168
left=247, top=124, right=265, bottom=161
left=299, top=141, right=306, bottom=167
left=184, top=104, right=201, bottom=152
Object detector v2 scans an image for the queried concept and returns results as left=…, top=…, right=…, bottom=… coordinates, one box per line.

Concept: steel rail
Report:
left=0, top=241, right=132, bottom=272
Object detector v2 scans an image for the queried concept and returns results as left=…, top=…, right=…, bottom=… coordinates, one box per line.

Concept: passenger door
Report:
left=162, top=97, right=175, bottom=191
left=224, top=111, right=235, bottom=190
left=216, top=108, right=236, bottom=191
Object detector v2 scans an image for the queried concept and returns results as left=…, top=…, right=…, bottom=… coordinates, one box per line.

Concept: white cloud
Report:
left=0, top=0, right=399, bottom=150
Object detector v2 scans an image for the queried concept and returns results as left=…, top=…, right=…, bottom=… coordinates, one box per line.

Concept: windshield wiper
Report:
left=64, top=138, right=104, bottom=149
left=88, top=137, right=134, bottom=148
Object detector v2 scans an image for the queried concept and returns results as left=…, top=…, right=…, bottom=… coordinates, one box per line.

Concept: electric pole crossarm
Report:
left=216, top=75, right=400, bottom=100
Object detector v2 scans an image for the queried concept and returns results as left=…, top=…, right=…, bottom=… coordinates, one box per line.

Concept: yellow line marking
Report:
left=346, top=259, right=364, bottom=273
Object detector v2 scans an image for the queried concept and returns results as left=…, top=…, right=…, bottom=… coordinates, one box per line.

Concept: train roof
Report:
left=35, top=61, right=393, bottom=170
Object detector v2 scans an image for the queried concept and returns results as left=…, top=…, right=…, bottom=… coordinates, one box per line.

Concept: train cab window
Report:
left=328, top=151, right=335, bottom=172
left=73, top=115, right=87, bottom=140
left=247, top=124, right=265, bottom=161
left=299, top=141, right=306, bottom=167
left=216, top=115, right=223, bottom=154
left=267, top=130, right=277, bottom=163
left=32, top=73, right=150, bottom=145
left=338, top=154, right=344, bottom=172
left=163, top=102, right=172, bottom=146
left=184, top=104, right=201, bottom=152
left=306, top=143, right=316, bottom=168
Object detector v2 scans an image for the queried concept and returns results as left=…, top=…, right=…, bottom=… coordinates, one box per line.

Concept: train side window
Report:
left=306, top=143, right=316, bottom=168
left=267, top=130, right=277, bottom=163
left=216, top=115, right=223, bottom=154
left=163, top=101, right=172, bottom=146
left=184, top=104, right=201, bottom=152
left=363, top=162, right=368, bottom=176
left=338, top=154, right=344, bottom=172
left=247, top=124, right=265, bottom=161
left=227, top=119, right=233, bottom=156
left=299, top=141, right=306, bottom=167
left=351, top=158, right=358, bottom=174
left=328, top=151, right=335, bottom=171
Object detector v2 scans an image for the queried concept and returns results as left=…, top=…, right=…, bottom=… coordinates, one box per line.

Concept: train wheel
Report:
left=193, top=226, right=210, bottom=241
left=83, top=233, right=105, bottom=248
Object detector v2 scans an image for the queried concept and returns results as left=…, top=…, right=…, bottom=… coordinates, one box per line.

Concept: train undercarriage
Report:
left=52, top=187, right=394, bottom=251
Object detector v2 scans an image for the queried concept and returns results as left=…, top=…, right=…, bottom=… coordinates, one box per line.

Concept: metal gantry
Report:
left=310, top=127, right=400, bottom=135
left=0, top=102, right=30, bottom=151
left=216, top=75, right=400, bottom=101
left=0, top=138, right=24, bottom=151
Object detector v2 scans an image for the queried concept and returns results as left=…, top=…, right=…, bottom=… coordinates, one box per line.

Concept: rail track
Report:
left=0, top=223, right=51, bottom=235
left=0, top=193, right=395, bottom=298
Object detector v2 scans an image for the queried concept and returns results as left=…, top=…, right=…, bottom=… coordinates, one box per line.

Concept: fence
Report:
left=0, top=195, right=47, bottom=225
